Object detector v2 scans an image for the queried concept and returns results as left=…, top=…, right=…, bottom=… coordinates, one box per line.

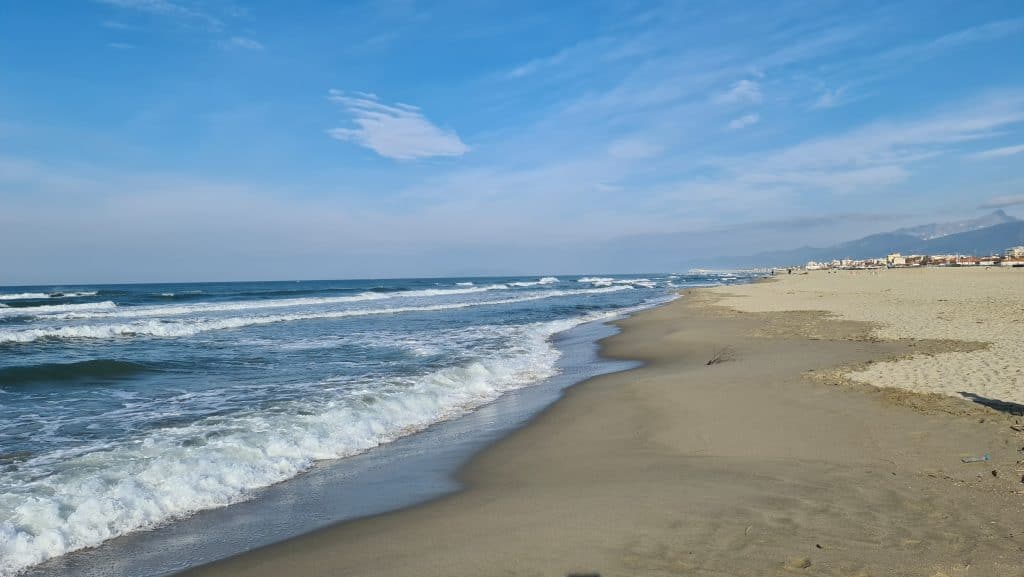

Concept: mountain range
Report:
left=891, top=209, right=1020, bottom=240
left=721, top=210, right=1024, bottom=268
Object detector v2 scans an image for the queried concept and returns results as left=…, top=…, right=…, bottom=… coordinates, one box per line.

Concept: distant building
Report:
left=802, top=248, right=1020, bottom=270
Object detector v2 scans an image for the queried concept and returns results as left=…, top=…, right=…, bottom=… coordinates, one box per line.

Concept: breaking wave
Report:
left=0, top=311, right=616, bottom=575
left=0, top=291, right=97, bottom=301
left=0, top=301, right=117, bottom=319
left=0, top=287, right=630, bottom=344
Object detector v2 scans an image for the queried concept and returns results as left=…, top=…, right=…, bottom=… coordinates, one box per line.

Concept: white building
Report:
left=887, top=253, right=906, bottom=267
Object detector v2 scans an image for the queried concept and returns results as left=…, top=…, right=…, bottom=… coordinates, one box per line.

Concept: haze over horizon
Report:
left=3, top=1, right=1024, bottom=284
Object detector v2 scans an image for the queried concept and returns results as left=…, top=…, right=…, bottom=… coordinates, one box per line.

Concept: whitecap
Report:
left=0, top=301, right=117, bottom=319
left=0, top=287, right=631, bottom=344
left=0, top=293, right=50, bottom=301
left=0, top=300, right=655, bottom=575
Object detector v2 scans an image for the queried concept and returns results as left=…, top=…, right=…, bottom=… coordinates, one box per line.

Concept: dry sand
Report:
left=710, top=268, right=1024, bottom=405
left=184, top=272, right=1024, bottom=577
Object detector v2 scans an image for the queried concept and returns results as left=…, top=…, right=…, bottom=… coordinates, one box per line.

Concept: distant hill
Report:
left=892, top=209, right=1019, bottom=240
left=922, top=220, right=1024, bottom=255
left=728, top=220, right=1024, bottom=267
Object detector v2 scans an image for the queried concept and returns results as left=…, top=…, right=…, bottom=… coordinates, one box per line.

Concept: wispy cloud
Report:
left=327, top=91, right=470, bottom=160
left=715, top=79, right=762, bottom=104
left=727, top=113, right=760, bottom=130
left=507, top=48, right=573, bottom=79
left=227, top=36, right=264, bottom=51
left=812, top=87, right=849, bottom=109
left=882, top=18, right=1024, bottom=64
left=107, top=42, right=134, bottom=50
left=968, top=143, right=1024, bottom=159
left=819, top=19, right=1024, bottom=102
left=101, top=19, right=137, bottom=30
left=979, top=193, right=1024, bottom=209
left=715, top=90, right=1024, bottom=194
left=95, top=0, right=221, bottom=29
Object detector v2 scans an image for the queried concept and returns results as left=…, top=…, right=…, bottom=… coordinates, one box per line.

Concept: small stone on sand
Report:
left=784, top=556, right=812, bottom=570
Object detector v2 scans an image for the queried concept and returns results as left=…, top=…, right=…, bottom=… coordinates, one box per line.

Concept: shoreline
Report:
left=24, top=308, right=650, bottom=577
left=181, top=271, right=1023, bottom=577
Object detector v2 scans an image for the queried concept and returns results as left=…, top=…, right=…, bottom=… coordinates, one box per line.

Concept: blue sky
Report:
left=2, top=0, right=1023, bottom=283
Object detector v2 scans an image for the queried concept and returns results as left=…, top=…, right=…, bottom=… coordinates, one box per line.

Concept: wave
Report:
left=0, top=287, right=631, bottom=344
left=14, top=285, right=515, bottom=322
left=0, top=293, right=49, bottom=303
left=0, top=291, right=96, bottom=301
left=0, top=359, right=154, bottom=388
left=0, top=301, right=117, bottom=318
left=509, top=276, right=560, bottom=287
left=577, top=277, right=655, bottom=288
left=0, top=311, right=602, bottom=575
left=156, top=290, right=204, bottom=298
left=184, top=283, right=496, bottom=301
left=49, top=291, right=98, bottom=298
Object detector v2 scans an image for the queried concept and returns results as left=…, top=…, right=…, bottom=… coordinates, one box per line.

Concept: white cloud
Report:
left=96, top=0, right=221, bottom=29
left=727, top=113, right=760, bottom=130
left=881, top=18, right=1024, bottom=64
left=719, top=91, right=1024, bottom=194
left=980, top=193, right=1024, bottom=209
left=812, top=87, right=848, bottom=109
left=716, top=79, right=762, bottom=104
left=968, top=143, right=1024, bottom=159
left=327, top=90, right=470, bottom=160
left=227, top=36, right=264, bottom=50
left=507, top=48, right=572, bottom=79
left=97, top=0, right=188, bottom=15
left=503, top=36, right=627, bottom=80
left=101, top=19, right=137, bottom=29
left=741, top=165, right=910, bottom=194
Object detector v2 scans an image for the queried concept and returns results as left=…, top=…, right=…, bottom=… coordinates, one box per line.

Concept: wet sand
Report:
left=184, top=275, right=1024, bottom=577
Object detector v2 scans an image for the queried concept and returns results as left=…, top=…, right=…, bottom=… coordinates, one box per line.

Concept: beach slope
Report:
left=185, top=271, right=1024, bottom=577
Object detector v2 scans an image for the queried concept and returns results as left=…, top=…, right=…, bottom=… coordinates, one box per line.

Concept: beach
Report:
left=183, top=268, right=1024, bottom=577
left=713, top=267, right=1024, bottom=405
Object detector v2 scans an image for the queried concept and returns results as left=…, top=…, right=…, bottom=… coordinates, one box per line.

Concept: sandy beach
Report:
left=183, top=269, right=1024, bottom=577
left=711, top=268, right=1024, bottom=405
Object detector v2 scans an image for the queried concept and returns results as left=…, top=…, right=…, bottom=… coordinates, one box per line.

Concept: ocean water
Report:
left=0, top=274, right=747, bottom=576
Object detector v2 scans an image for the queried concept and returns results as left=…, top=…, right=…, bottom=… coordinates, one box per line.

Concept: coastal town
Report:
left=803, top=245, right=1024, bottom=270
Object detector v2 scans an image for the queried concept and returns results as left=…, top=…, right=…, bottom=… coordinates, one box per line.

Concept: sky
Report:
left=2, top=0, right=1024, bottom=283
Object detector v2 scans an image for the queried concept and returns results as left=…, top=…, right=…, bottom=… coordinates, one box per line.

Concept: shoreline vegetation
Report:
left=181, top=267, right=1024, bottom=577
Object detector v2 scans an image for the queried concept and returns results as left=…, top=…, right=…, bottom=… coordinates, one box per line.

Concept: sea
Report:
left=0, top=273, right=750, bottom=576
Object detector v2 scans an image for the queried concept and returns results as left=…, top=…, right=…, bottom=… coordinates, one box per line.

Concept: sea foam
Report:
left=509, top=277, right=560, bottom=287
left=0, top=301, right=117, bottom=318
left=0, top=292, right=96, bottom=301
left=14, top=285, right=513, bottom=322
left=0, top=313, right=608, bottom=576
left=0, top=287, right=629, bottom=344
left=0, top=293, right=50, bottom=301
